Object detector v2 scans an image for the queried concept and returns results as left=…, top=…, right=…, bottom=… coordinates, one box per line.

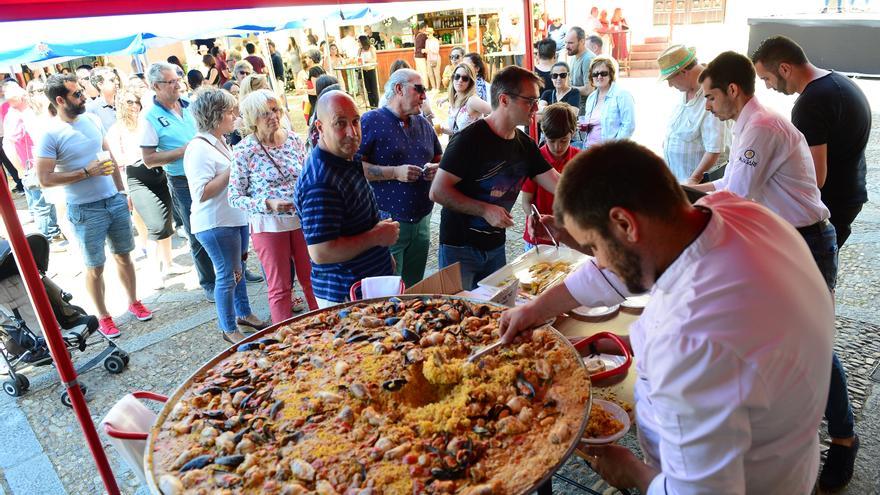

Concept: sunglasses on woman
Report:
left=551, top=72, right=568, bottom=79
left=591, top=70, right=610, bottom=78
left=453, top=74, right=471, bottom=83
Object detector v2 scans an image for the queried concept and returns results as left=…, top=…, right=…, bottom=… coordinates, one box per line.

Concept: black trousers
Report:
left=0, top=136, right=23, bottom=191
left=827, top=203, right=864, bottom=249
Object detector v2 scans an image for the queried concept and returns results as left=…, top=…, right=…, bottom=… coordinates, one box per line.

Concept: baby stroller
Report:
left=0, top=233, right=130, bottom=405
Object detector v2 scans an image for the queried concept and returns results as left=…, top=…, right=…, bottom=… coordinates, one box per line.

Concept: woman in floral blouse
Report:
left=230, top=89, right=318, bottom=322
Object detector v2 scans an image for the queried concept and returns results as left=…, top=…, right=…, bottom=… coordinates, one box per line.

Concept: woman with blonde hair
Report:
left=239, top=74, right=292, bottom=128
left=581, top=55, right=635, bottom=148
left=184, top=87, right=267, bottom=343
left=106, top=87, right=185, bottom=288
left=439, top=63, right=491, bottom=135
left=229, top=89, right=317, bottom=322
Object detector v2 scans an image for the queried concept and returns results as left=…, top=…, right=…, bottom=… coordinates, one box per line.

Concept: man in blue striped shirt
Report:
left=294, top=91, right=399, bottom=307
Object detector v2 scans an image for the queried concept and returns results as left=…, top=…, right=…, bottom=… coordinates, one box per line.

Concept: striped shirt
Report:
left=663, top=85, right=728, bottom=182
left=294, top=146, right=393, bottom=303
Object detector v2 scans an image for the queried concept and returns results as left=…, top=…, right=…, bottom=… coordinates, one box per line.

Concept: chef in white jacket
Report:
left=499, top=140, right=833, bottom=495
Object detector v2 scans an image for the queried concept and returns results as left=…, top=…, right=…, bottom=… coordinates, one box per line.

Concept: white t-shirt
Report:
left=182, top=132, right=247, bottom=234
left=564, top=192, right=832, bottom=494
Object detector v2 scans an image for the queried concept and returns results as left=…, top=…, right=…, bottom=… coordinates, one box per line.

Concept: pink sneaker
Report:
left=128, top=300, right=153, bottom=321
left=98, top=316, right=121, bottom=338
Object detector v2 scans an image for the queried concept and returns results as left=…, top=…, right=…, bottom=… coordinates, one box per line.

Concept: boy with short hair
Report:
left=521, top=102, right=580, bottom=249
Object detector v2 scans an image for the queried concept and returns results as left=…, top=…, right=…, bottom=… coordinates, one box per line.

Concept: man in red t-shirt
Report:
left=243, top=42, right=267, bottom=74
left=521, top=103, right=579, bottom=249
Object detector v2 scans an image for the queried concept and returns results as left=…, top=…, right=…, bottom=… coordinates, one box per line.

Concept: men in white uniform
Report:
left=499, top=140, right=833, bottom=494
left=694, top=49, right=859, bottom=493
left=656, top=45, right=727, bottom=184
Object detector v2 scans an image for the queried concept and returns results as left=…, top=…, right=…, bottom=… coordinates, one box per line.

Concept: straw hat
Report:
left=657, top=45, right=696, bottom=81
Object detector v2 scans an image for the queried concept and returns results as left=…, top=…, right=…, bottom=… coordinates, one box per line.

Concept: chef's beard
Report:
left=605, top=234, right=647, bottom=294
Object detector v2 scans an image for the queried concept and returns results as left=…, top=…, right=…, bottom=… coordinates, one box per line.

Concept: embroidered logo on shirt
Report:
left=739, top=149, right=758, bottom=167
left=158, top=117, right=170, bottom=128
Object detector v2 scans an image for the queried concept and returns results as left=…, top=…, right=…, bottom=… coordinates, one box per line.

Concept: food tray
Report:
left=477, top=246, right=589, bottom=296
left=144, top=295, right=593, bottom=495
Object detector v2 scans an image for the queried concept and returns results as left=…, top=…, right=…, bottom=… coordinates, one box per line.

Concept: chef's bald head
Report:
left=315, top=90, right=362, bottom=160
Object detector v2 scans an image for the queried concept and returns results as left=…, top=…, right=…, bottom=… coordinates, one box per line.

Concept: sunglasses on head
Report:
left=551, top=72, right=568, bottom=79
left=453, top=74, right=471, bottom=83
left=591, top=70, right=610, bottom=78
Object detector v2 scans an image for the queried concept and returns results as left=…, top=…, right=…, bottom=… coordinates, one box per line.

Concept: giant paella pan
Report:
left=145, top=295, right=592, bottom=494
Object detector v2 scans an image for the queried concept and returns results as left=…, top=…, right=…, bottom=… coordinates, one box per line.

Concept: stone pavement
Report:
left=0, top=77, right=878, bottom=495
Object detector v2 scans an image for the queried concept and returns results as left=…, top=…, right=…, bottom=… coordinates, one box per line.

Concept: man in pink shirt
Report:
left=1, top=83, right=61, bottom=240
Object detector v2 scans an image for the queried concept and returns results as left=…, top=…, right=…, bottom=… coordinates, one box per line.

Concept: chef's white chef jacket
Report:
left=711, top=97, right=829, bottom=228
left=564, top=192, right=833, bottom=494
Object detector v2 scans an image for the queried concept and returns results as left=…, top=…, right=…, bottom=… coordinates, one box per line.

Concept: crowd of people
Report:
left=0, top=19, right=871, bottom=492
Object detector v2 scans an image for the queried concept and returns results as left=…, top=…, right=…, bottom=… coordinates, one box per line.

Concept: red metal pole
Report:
left=523, top=0, right=538, bottom=139
left=0, top=178, right=120, bottom=494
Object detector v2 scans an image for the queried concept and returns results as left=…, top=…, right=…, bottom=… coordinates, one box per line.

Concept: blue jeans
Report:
left=801, top=221, right=854, bottom=438
left=439, top=244, right=506, bottom=290
left=168, top=175, right=215, bottom=292
left=24, top=186, right=60, bottom=238
left=195, top=225, right=252, bottom=333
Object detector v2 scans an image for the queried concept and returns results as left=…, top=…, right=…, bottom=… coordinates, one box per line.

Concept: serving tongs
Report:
left=466, top=340, right=504, bottom=363
left=530, top=204, right=559, bottom=252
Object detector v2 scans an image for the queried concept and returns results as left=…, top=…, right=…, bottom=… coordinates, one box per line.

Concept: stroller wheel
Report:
left=3, top=378, right=25, bottom=397
left=3, top=380, right=22, bottom=397
left=15, top=374, right=29, bottom=392
left=60, top=384, right=89, bottom=408
left=103, top=354, right=126, bottom=374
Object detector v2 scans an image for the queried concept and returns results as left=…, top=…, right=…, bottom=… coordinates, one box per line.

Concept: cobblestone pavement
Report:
left=1, top=77, right=878, bottom=495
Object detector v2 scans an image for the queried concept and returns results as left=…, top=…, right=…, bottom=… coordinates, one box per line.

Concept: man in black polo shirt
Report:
left=752, top=35, right=871, bottom=493
left=752, top=35, right=871, bottom=249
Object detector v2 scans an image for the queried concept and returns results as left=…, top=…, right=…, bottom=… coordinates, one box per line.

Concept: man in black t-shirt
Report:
left=429, top=66, right=559, bottom=289
left=753, top=36, right=871, bottom=249
left=752, top=35, right=869, bottom=494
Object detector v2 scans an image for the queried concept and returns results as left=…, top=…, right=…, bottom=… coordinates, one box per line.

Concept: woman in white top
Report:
left=439, top=63, right=491, bottom=135
left=357, top=35, right=380, bottom=108
left=229, top=89, right=318, bottom=323
left=106, top=87, right=185, bottom=289
left=183, top=87, right=266, bottom=344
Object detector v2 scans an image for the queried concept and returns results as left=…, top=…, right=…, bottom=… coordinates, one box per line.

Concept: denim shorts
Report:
left=67, top=193, right=135, bottom=268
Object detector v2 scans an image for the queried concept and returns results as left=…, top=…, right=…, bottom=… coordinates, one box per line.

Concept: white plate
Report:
left=621, top=295, right=651, bottom=310
left=581, top=399, right=631, bottom=444
left=571, top=304, right=620, bottom=318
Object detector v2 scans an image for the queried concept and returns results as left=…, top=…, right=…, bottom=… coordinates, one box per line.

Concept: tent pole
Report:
left=0, top=180, right=120, bottom=494
left=523, top=0, right=538, bottom=139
